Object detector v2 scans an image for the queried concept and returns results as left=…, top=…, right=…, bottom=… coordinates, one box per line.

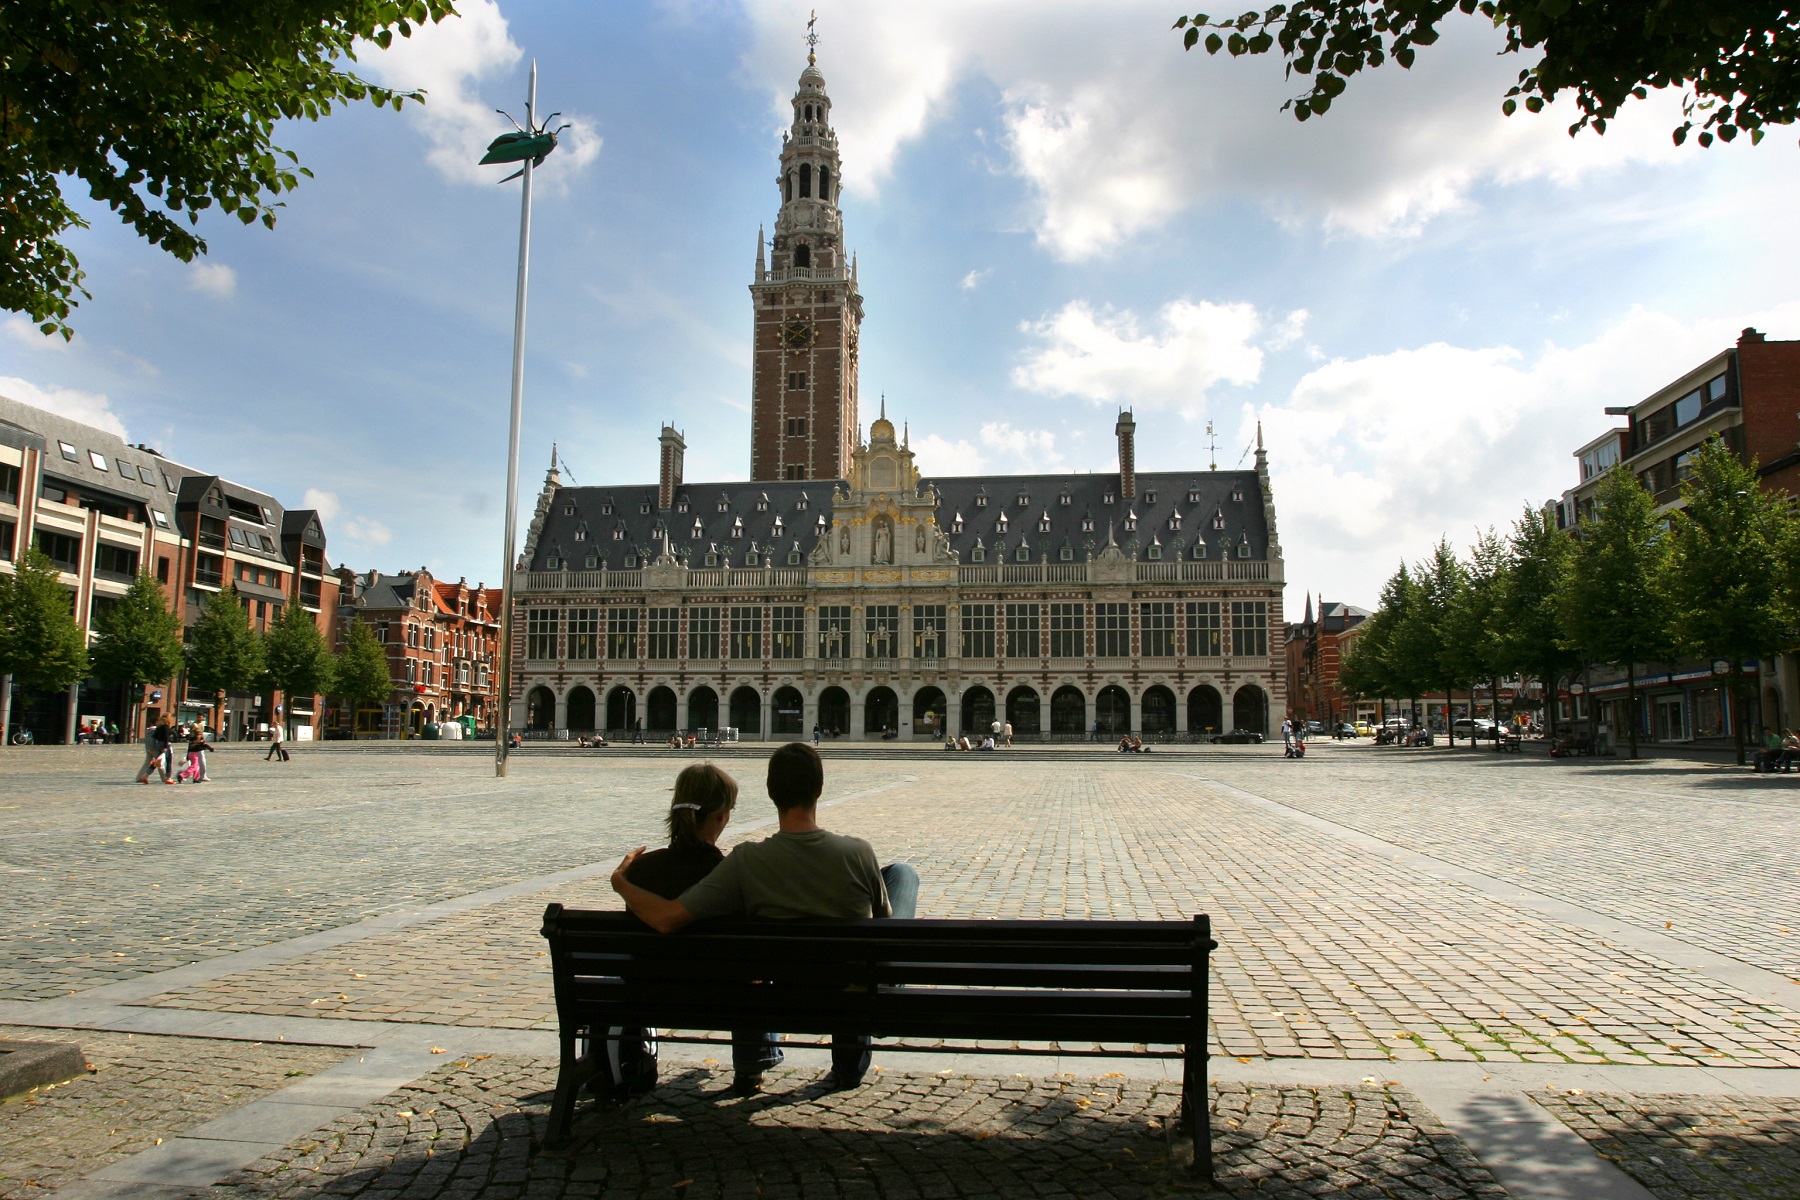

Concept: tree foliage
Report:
left=1174, top=3, right=1800, bottom=147
left=1664, top=437, right=1793, bottom=763
left=1498, top=502, right=1579, bottom=730
left=261, top=603, right=335, bottom=707
left=185, top=584, right=263, bottom=700
left=0, top=547, right=89, bottom=696
left=332, top=617, right=393, bottom=718
left=89, top=572, right=185, bottom=693
left=3, top=1, right=459, bottom=337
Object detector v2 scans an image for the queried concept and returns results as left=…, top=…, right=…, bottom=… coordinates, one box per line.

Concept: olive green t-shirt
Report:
left=677, top=829, right=890, bottom=920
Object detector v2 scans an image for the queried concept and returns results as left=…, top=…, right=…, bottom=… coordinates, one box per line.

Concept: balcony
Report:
left=193, top=568, right=223, bottom=589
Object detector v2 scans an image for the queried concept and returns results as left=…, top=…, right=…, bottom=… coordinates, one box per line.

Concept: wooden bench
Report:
left=1499, top=732, right=1523, bottom=752
left=540, top=905, right=1217, bottom=1177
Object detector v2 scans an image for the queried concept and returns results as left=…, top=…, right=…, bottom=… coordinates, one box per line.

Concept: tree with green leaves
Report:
left=1174, top=4, right=1800, bottom=148
left=260, top=604, right=335, bottom=733
left=89, top=572, right=185, bottom=738
left=1558, top=465, right=1672, bottom=759
left=1499, top=503, right=1579, bottom=736
left=4, top=1, right=459, bottom=338
left=0, top=547, right=90, bottom=742
left=1446, top=528, right=1511, bottom=745
left=185, top=585, right=263, bottom=720
left=1400, top=539, right=1468, bottom=744
left=332, top=618, right=394, bottom=735
left=1664, top=437, right=1794, bottom=765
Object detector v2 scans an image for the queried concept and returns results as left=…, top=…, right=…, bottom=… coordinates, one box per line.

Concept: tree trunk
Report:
left=1626, top=664, right=1639, bottom=759
left=0, top=674, right=10, bottom=749
left=1447, top=682, right=1457, bottom=747
left=1492, top=676, right=1502, bottom=750
left=1543, top=669, right=1558, bottom=738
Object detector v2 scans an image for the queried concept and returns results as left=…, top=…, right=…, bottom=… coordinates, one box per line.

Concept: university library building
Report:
left=507, top=53, right=1287, bottom=742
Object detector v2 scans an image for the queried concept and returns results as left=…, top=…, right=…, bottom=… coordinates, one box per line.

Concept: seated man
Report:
left=611, top=742, right=918, bottom=1094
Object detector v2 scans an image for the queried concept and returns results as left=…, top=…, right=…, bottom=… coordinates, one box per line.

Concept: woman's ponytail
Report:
left=666, top=762, right=738, bottom=847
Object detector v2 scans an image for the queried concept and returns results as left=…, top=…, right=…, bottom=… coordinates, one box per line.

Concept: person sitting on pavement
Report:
left=603, top=762, right=740, bottom=1100
left=1780, top=729, right=1800, bottom=772
left=977, top=735, right=996, bottom=751
left=957, top=734, right=972, bottom=751
left=610, top=742, right=919, bottom=1096
left=1756, top=726, right=1783, bottom=771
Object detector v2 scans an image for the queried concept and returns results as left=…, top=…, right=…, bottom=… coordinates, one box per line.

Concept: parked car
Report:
left=1352, top=721, right=1376, bottom=737
left=1211, top=728, right=1265, bottom=744
left=1333, top=722, right=1358, bottom=739
left=1452, top=718, right=1501, bottom=737
left=1303, top=720, right=1325, bottom=735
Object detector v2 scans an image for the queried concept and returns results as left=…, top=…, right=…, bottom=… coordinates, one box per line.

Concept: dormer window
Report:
left=601, top=500, right=614, bottom=515
left=797, top=493, right=809, bottom=510
left=624, top=554, right=638, bottom=567
left=692, top=518, right=704, bottom=536
left=996, top=513, right=1009, bottom=532
left=1147, top=542, right=1162, bottom=560
left=816, top=514, right=828, bottom=531
left=746, top=550, right=760, bottom=566
left=1231, top=486, right=1245, bottom=502
left=573, top=528, right=587, bottom=541
left=1145, top=491, right=1157, bottom=505
left=971, top=542, right=986, bottom=563
left=1060, top=545, right=1073, bottom=562
left=975, top=494, right=988, bottom=508
left=544, top=555, right=560, bottom=570
left=1169, top=513, right=1182, bottom=530
left=731, top=517, right=744, bottom=539
left=788, top=550, right=802, bottom=565
left=1213, top=510, right=1226, bottom=530
left=677, top=499, right=689, bottom=513
left=1081, top=517, right=1094, bottom=533
left=562, top=504, right=575, bottom=516
left=705, top=551, right=718, bottom=567
left=718, top=497, right=730, bottom=512
left=952, top=515, right=963, bottom=533
left=613, top=528, right=626, bottom=541
left=1237, top=540, right=1251, bottom=559
left=1059, top=492, right=1072, bottom=507
left=639, top=501, right=651, bottom=514
left=1016, top=493, right=1029, bottom=507
left=757, top=494, right=769, bottom=512
left=1016, top=545, right=1031, bottom=563
left=1193, top=541, right=1207, bottom=560
left=1188, top=489, right=1201, bottom=504
left=1103, top=492, right=1115, bottom=505
left=1038, top=514, right=1051, bottom=533
left=1124, top=513, right=1137, bottom=532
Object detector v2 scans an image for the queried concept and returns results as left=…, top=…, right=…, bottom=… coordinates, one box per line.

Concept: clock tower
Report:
left=748, top=50, right=863, bottom=482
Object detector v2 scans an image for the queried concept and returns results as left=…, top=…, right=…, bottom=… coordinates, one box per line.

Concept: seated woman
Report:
left=603, top=762, right=738, bottom=1101
left=957, top=734, right=972, bottom=751
left=1118, top=735, right=1132, bottom=753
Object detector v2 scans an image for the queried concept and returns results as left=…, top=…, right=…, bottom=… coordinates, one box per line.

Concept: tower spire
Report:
left=806, top=9, right=819, bottom=64
left=755, top=225, right=765, bottom=278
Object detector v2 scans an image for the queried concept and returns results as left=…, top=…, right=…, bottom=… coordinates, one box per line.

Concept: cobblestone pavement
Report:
left=1533, top=1089, right=1800, bottom=1199
left=0, top=747, right=694, bottom=1000
left=1251, top=747, right=1800, bottom=977
left=141, top=760, right=1800, bottom=1067
left=0, top=1025, right=346, bottom=1200
left=201, top=1056, right=1509, bottom=1200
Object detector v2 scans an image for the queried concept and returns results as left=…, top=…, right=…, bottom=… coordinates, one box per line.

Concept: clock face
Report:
left=782, top=318, right=815, bottom=349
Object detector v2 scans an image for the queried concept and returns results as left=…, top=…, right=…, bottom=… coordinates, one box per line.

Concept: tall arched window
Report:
left=784, top=172, right=793, bottom=202
left=819, top=167, right=830, bottom=201
left=794, top=243, right=811, bottom=267
left=804, top=103, right=813, bottom=121
left=799, top=162, right=812, bottom=197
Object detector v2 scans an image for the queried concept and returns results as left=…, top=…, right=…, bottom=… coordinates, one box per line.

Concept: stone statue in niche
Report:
left=873, top=518, right=893, bottom=564
left=839, top=526, right=851, bottom=556
left=915, top=524, right=926, bottom=554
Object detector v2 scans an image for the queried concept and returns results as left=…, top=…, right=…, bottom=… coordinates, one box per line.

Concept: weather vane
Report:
left=806, top=10, right=819, bottom=62
left=1205, top=420, right=1219, bottom=471
left=481, top=102, right=570, bottom=183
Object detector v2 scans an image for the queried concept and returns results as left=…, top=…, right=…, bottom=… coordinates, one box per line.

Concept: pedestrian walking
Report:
left=1281, top=717, right=1293, bottom=747
left=633, top=717, right=644, bottom=744
left=811, top=723, right=821, bottom=746
left=178, top=727, right=215, bottom=782
left=1091, top=719, right=1101, bottom=743
left=265, top=723, right=289, bottom=763
left=135, top=720, right=166, bottom=784
left=1002, top=720, right=1013, bottom=748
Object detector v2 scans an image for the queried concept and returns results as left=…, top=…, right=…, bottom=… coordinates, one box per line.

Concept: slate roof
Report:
left=526, top=470, right=1269, bottom=572
left=0, top=393, right=201, bottom=533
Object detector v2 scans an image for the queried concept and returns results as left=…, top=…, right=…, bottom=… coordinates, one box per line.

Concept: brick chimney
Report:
left=658, top=425, right=686, bottom=512
left=1115, top=410, right=1137, bottom=499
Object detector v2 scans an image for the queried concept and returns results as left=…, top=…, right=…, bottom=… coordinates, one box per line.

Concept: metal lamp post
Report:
left=481, top=61, right=569, bottom=777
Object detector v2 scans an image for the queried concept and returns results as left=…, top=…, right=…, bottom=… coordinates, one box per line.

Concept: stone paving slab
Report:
left=1250, top=750, right=1800, bottom=978
left=0, top=1025, right=346, bottom=1200
left=1533, top=1090, right=1800, bottom=1199
left=198, top=1055, right=1512, bottom=1199
left=133, top=765, right=1800, bottom=1070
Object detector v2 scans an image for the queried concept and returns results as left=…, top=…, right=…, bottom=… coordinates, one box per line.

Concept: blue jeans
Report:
left=732, top=862, right=920, bottom=1082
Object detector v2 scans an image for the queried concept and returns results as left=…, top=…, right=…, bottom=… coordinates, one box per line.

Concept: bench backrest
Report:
left=542, top=906, right=1213, bottom=1046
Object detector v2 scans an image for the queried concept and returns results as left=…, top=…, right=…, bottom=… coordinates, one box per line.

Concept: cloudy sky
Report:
left=5, top=1, right=1798, bottom=606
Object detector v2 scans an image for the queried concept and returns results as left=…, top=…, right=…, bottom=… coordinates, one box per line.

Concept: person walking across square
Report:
left=265, top=723, right=289, bottom=762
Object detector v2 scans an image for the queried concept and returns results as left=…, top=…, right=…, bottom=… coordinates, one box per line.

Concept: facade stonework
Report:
left=332, top=567, right=501, bottom=737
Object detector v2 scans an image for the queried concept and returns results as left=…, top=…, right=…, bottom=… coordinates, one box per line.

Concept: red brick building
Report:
left=1284, top=594, right=1370, bottom=727
left=330, top=567, right=501, bottom=737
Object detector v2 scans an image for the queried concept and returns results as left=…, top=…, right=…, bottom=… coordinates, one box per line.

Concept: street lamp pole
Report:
left=480, top=61, right=569, bottom=778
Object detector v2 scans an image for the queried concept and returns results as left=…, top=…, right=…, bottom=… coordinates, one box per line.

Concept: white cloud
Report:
left=1255, top=301, right=1800, bottom=605
left=913, top=432, right=984, bottom=476
left=980, top=421, right=1064, bottom=470
left=188, top=262, right=237, bottom=299
left=1266, top=309, right=1309, bottom=351
left=3, top=315, right=69, bottom=350
left=362, top=0, right=600, bottom=187
left=302, top=488, right=342, bottom=520
left=960, top=268, right=990, bottom=291
left=738, top=3, right=1697, bottom=256
left=0, top=376, right=128, bottom=438
left=340, top=515, right=393, bottom=547
left=1013, top=299, right=1263, bottom=414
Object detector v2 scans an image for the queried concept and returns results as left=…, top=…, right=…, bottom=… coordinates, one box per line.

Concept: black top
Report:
left=626, top=840, right=724, bottom=900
